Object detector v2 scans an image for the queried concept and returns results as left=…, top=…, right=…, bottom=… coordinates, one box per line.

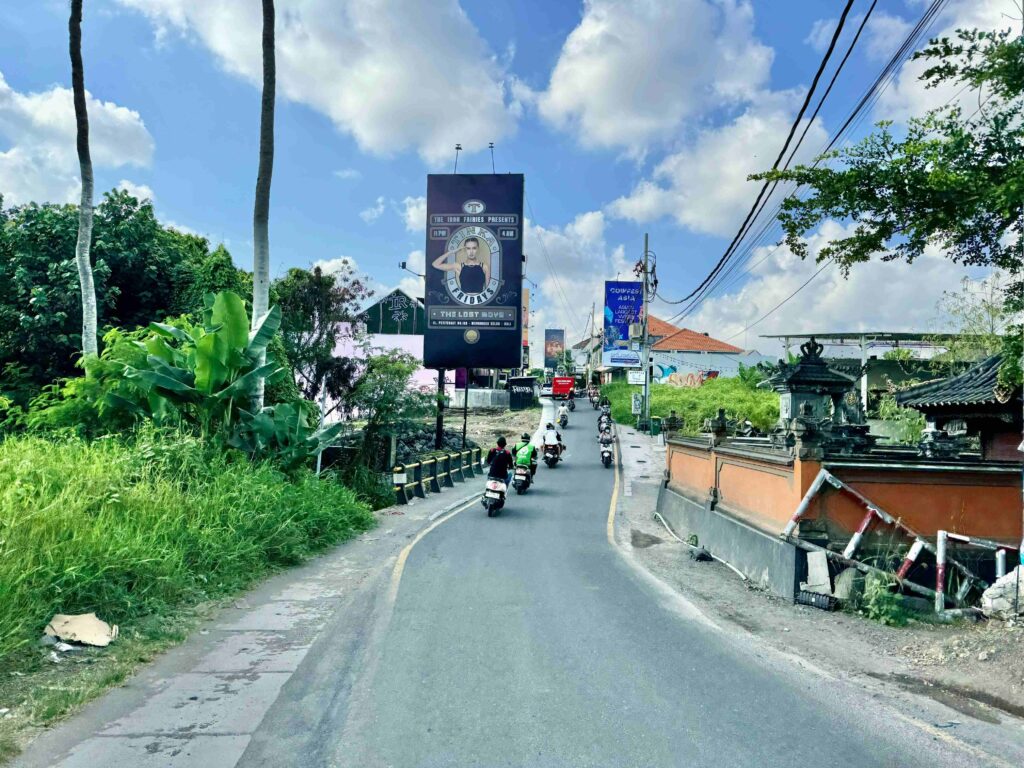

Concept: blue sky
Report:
left=0, top=0, right=1011, bottom=363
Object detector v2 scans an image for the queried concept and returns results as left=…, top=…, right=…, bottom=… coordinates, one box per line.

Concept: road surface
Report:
left=237, top=403, right=1000, bottom=768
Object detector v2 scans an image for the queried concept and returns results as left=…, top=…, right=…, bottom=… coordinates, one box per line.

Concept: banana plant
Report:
left=228, top=401, right=345, bottom=472
left=119, top=291, right=284, bottom=436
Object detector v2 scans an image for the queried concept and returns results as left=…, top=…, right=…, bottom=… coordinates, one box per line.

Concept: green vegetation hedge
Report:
left=601, top=378, right=778, bottom=434
left=0, top=430, right=374, bottom=661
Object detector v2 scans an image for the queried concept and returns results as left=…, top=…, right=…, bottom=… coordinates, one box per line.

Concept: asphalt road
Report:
left=239, top=404, right=1001, bottom=768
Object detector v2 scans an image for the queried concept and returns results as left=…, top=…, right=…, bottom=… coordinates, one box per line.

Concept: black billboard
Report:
left=423, top=174, right=524, bottom=369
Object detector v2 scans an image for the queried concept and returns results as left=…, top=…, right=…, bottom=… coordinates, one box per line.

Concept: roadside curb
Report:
left=428, top=490, right=479, bottom=521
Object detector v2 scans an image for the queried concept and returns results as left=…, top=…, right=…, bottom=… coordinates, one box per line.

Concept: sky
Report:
left=0, top=0, right=1016, bottom=366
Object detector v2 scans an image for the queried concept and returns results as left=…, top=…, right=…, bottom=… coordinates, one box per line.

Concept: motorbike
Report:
left=482, top=477, right=507, bottom=517
left=597, top=414, right=611, bottom=431
left=512, top=465, right=532, bottom=495
left=568, top=398, right=576, bottom=411
left=558, top=413, right=569, bottom=428
left=600, top=439, right=613, bottom=468
left=543, top=443, right=561, bottom=468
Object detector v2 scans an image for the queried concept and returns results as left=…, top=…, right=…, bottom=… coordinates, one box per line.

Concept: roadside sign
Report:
left=631, top=393, right=643, bottom=415
left=627, top=370, right=644, bottom=385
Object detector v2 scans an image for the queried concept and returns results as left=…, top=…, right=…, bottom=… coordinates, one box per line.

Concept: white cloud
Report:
left=524, top=210, right=630, bottom=367
left=0, top=71, right=153, bottom=204
left=334, top=168, right=361, bottom=180
left=164, top=219, right=198, bottom=235
left=536, top=0, right=772, bottom=154
left=677, top=220, right=983, bottom=354
left=313, top=256, right=354, bottom=275
left=608, top=89, right=828, bottom=237
left=864, top=11, right=912, bottom=62
left=359, top=196, right=386, bottom=223
left=117, top=178, right=154, bottom=202
left=116, top=0, right=518, bottom=164
left=875, top=0, right=1017, bottom=123
left=401, top=195, right=426, bottom=232
left=804, top=17, right=837, bottom=53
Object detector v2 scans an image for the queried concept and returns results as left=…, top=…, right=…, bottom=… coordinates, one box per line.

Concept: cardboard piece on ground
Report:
left=45, top=613, right=119, bottom=647
left=800, top=551, right=832, bottom=596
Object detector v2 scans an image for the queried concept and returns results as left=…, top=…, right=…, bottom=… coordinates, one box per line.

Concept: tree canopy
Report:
left=272, top=261, right=372, bottom=413
left=753, top=28, right=1023, bottom=386
left=0, top=189, right=249, bottom=396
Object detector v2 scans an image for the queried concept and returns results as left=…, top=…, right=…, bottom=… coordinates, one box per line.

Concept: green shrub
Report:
left=861, top=574, right=909, bottom=626
left=0, top=430, right=374, bottom=662
left=335, top=463, right=394, bottom=510
left=601, top=377, right=778, bottom=433
left=876, top=391, right=926, bottom=444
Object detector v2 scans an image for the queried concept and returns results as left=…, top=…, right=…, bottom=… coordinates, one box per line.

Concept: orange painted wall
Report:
left=666, top=445, right=714, bottom=499
left=665, top=440, right=1023, bottom=544
left=715, top=458, right=797, bottom=531
left=814, top=468, right=1022, bottom=543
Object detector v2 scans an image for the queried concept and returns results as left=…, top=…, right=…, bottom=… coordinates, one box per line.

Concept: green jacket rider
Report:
left=512, top=433, right=538, bottom=476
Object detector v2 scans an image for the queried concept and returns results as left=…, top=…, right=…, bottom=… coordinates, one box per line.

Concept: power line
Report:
left=664, top=0, right=874, bottom=316
left=671, top=0, right=857, bottom=307
left=722, top=261, right=834, bottom=342
left=663, top=0, right=951, bottom=329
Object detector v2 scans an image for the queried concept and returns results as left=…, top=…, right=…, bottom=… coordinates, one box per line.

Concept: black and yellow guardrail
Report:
left=392, top=447, right=483, bottom=505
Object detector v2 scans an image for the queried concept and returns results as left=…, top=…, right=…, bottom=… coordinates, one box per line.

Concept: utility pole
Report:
left=642, top=232, right=651, bottom=431
left=587, top=302, right=596, bottom=386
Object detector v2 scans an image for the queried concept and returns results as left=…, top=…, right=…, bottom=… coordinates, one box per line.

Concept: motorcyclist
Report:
left=557, top=402, right=570, bottom=425
left=512, top=432, right=538, bottom=478
left=485, top=436, right=515, bottom=486
left=543, top=422, right=565, bottom=458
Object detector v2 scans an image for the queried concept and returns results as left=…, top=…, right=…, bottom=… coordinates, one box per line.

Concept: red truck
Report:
left=551, top=376, right=575, bottom=400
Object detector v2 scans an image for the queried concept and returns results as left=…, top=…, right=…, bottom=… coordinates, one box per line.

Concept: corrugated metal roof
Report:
left=895, top=356, right=1018, bottom=408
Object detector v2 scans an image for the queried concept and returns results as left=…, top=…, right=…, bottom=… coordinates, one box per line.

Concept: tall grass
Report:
left=601, top=378, right=779, bottom=434
left=0, top=430, right=374, bottom=662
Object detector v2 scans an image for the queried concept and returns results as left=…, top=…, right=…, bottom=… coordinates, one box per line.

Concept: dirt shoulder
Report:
left=616, top=431, right=1024, bottom=731
left=463, top=406, right=542, bottom=449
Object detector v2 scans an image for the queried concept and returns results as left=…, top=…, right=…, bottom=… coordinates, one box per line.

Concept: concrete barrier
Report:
left=656, top=485, right=804, bottom=599
left=451, top=388, right=510, bottom=409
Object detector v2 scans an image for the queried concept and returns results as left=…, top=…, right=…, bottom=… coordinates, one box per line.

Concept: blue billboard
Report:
left=602, top=281, right=643, bottom=368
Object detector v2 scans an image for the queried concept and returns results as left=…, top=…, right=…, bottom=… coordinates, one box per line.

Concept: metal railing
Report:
left=392, top=447, right=483, bottom=505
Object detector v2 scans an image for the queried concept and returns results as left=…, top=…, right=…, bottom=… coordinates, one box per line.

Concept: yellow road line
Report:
left=388, top=497, right=477, bottom=604
left=606, top=442, right=620, bottom=546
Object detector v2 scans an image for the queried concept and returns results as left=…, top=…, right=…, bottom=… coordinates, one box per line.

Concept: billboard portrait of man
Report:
left=431, top=235, right=491, bottom=296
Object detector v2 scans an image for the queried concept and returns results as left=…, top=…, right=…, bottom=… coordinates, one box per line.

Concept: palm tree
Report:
left=251, top=0, right=275, bottom=407
left=69, top=0, right=98, bottom=357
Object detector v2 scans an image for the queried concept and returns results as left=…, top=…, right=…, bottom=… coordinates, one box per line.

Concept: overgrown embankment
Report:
left=0, top=430, right=374, bottom=663
left=601, top=379, right=778, bottom=433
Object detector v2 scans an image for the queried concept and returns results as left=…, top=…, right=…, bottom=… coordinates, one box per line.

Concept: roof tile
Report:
left=652, top=327, right=743, bottom=353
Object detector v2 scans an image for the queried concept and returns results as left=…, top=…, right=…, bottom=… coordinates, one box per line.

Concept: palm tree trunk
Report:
left=69, top=0, right=98, bottom=358
left=251, top=0, right=275, bottom=408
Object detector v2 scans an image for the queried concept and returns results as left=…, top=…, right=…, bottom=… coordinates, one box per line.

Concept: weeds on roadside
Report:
left=861, top=574, right=910, bottom=627
left=0, top=428, right=375, bottom=662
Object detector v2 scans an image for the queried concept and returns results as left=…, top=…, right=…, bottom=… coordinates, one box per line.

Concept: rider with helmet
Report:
left=543, top=422, right=565, bottom=458
left=512, top=432, right=538, bottom=478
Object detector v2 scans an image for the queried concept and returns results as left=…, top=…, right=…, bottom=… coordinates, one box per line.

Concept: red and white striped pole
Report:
left=781, top=468, right=829, bottom=538
left=896, top=539, right=925, bottom=582
left=843, top=507, right=877, bottom=559
left=935, top=530, right=948, bottom=612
